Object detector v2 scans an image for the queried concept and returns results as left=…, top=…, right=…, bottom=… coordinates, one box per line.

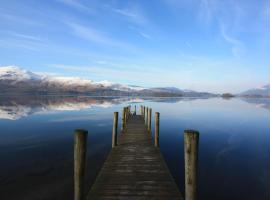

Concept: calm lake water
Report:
left=1, top=95, right=270, bottom=200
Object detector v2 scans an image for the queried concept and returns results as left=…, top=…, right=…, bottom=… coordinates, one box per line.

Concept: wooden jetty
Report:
left=74, top=105, right=199, bottom=200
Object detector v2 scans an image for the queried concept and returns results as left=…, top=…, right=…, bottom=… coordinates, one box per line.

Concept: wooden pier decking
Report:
left=87, top=114, right=183, bottom=200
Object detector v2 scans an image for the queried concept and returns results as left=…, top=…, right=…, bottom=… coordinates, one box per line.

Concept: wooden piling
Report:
left=124, top=107, right=127, bottom=123
left=121, top=108, right=125, bottom=131
left=126, top=106, right=129, bottom=121
left=74, top=129, right=88, bottom=200
left=112, top=112, right=118, bottom=147
left=148, top=108, right=152, bottom=133
left=144, top=106, right=146, bottom=119
left=155, top=112, right=160, bottom=147
left=184, top=130, right=199, bottom=200
left=145, top=107, right=148, bottom=125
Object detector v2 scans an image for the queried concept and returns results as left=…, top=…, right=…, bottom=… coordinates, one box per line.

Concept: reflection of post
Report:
left=112, top=112, right=118, bottom=147
left=184, top=130, right=199, bottom=200
left=74, top=129, right=88, bottom=200
left=155, top=112, right=160, bottom=147
left=148, top=108, right=152, bottom=133
left=135, top=105, right=136, bottom=115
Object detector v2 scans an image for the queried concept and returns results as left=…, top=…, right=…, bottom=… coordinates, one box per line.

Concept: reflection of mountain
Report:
left=0, top=96, right=121, bottom=120
left=241, top=98, right=270, bottom=110
left=0, top=96, right=213, bottom=120
left=0, top=66, right=216, bottom=97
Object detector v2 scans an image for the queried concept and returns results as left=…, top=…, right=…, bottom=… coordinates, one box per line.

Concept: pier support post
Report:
left=124, top=107, right=127, bottom=124
left=144, top=106, right=146, bottom=120
left=184, top=130, right=199, bottom=200
left=145, top=107, right=148, bottom=125
left=148, top=108, right=152, bottom=133
left=74, top=129, right=88, bottom=200
left=144, top=107, right=146, bottom=123
left=155, top=112, right=160, bottom=147
left=112, top=112, right=118, bottom=147
left=121, top=108, right=125, bottom=131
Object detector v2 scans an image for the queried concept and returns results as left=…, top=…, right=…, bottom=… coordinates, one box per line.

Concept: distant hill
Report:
left=240, top=85, right=270, bottom=97
left=0, top=66, right=217, bottom=97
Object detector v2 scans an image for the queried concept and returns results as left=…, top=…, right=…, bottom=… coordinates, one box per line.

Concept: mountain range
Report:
left=0, top=66, right=216, bottom=97
left=240, top=85, right=270, bottom=97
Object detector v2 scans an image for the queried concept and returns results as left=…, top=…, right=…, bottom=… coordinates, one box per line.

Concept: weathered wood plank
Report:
left=87, top=114, right=182, bottom=200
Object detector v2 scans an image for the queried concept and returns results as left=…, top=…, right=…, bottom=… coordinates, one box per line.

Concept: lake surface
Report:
left=1, top=95, right=270, bottom=200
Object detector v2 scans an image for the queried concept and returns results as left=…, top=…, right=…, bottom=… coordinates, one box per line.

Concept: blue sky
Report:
left=0, top=0, right=270, bottom=93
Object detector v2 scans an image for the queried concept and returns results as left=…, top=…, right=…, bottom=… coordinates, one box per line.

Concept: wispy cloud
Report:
left=198, top=0, right=216, bottom=24
left=48, top=63, right=157, bottom=85
left=139, top=32, right=150, bottom=39
left=109, top=3, right=148, bottom=26
left=0, top=38, right=46, bottom=51
left=0, top=12, right=40, bottom=26
left=0, top=31, right=43, bottom=42
left=220, top=25, right=245, bottom=57
left=128, top=26, right=151, bottom=39
left=57, top=0, right=93, bottom=13
left=66, top=22, right=137, bottom=51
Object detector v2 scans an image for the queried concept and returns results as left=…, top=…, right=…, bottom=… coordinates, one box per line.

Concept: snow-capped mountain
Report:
left=0, top=66, right=40, bottom=82
left=241, top=84, right=270, bottom=97
left=0, top=66, right=146, bottom=94
left=0, top=66, right=215, bottom=97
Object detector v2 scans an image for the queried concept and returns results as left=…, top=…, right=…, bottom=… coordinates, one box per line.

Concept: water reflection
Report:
left=241, top=97, right=270, bottom=110
left=0, top=96, right=213, bottom=120
left=1, top=96, right=270, bottom=200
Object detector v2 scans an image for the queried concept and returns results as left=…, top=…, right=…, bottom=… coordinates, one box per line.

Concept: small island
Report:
left=221, top=93, right=235, bottom=98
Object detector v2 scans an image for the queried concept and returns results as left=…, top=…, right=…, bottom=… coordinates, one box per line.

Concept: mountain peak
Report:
left=0, top=65, right=40, bottom=82
left=241, top=84, right=270, bottom=97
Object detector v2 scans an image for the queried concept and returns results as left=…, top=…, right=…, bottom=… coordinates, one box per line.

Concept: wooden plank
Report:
left=87, top=115, right=183, bottom=200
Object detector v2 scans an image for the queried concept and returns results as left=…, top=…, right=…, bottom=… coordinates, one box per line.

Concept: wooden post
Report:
left=148, top=108, right=152, bottom=133
left=145, top=107, right=148, bottom=125
left=112, top=112, right=118, bottom=147
left=121, top=108, right=125, bottom=131
left=126, top=106, right=129, bottom=121
left=155, top=112, right=160, bottom=147
left=135, top=105, right=136, bottom=115
left=124, top=107, right=127, bottom=123
left=184, top=130, right=199, bottom=200
left=74, top=129, right=88, bottom=200
left=144, top=106, right=146, bottom=119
